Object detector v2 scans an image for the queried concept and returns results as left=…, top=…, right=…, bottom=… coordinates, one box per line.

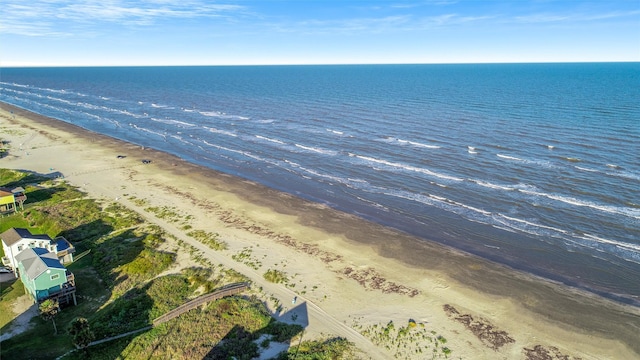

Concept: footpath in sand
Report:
left=1, top=103, right=639, bottom=360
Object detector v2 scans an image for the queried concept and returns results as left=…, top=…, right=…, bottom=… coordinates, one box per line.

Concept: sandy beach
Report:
left=1, top=102, right=639, bottom=359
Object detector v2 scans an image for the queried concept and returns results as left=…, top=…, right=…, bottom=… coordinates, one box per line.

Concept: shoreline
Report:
left=2, top=102, right=639, bottom=358
left=0, top=101, right=640, bottom=308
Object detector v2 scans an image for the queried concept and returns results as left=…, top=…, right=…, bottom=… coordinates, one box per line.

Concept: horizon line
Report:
left=1, top=60, right=639, bottom=68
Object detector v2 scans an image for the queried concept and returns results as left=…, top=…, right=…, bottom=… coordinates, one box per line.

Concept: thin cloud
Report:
left=269, top=15, right=412, bottom=35
left=271, top=12, right=493, bottom=36
left=421, top=13, right=495, bottom=26
left=514, top=10, right=640, bottom=24
left=57, top=1, right=244, bottom=22
left=0, top=21, right=70, bottom=37
left=1, top=0, right=246, bottom=36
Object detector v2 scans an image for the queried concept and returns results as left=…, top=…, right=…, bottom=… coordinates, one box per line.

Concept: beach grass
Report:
left=186, top=229, right=227, bottom=250
left=263, top=269, right=289, bottom=284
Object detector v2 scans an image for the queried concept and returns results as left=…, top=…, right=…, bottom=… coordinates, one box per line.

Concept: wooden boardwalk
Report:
left=85, top=282, right=249, bottom=348
left=152, top=282, right=249, bottom=326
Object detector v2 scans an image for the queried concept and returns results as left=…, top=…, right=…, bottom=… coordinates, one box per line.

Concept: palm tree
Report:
left=68, top=317, right=95, bottom=349
left=39, top=299, right=60, bottom=335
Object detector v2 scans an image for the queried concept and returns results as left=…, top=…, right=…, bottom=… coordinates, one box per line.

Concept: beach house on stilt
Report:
left=1, top=228, right=75, bottom=270
left=15, top=247, right=77, bottom=305
left=0, top=228, right=77, bottom=305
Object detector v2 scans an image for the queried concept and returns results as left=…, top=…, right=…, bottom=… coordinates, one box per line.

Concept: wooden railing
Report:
left=80, top=282, right=249, bottom=349
left=66, top=272, right=75, bottom=286
left=152, top=282, right=249, bottom=326
left=56, top=248, right=76, bottom=258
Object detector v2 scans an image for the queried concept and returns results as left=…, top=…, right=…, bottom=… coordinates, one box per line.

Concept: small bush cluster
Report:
left=232, top=247, right=263, bottom=270
left=276, top=337, right=355, bottom=360
left=355, top=318, right=454, bottom=359
left=186, top=229, right=227, bottom=250
left=263, top=269, right=289, bottom=284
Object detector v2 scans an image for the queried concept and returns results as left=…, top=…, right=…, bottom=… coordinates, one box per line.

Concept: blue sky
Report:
left=1, top=0, right=639, bottom=66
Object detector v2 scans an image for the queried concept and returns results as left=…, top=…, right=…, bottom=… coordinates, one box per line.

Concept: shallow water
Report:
left=2, top=63, right=639, bottom=303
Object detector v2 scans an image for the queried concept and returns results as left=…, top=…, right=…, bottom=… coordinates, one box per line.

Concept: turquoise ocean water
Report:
left=1, top=63, right=639, bottom=304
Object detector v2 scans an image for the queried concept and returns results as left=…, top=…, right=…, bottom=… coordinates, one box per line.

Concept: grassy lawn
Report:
left=0, top=278, right=25, bottom=328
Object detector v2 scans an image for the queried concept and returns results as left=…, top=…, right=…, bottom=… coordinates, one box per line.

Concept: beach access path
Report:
left=90, top=191, right=389, bottom=360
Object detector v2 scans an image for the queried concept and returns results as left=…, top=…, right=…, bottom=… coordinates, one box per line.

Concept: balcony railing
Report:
left=54, top=236, right=76, bottom=260
left=66, top=271, right=75, bottom=287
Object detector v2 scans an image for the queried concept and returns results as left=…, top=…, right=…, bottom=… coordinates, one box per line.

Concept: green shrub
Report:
left=263, top=269, right=288, bottom=284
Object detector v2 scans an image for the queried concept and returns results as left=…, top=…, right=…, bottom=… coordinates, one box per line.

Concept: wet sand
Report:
left=1, top=102, right=639, bottom=359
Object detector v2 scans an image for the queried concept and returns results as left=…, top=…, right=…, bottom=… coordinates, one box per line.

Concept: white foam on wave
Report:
left=470, top=179, right=519, bottom=191
left=148, top=117, right=196, bottom=127
left=579, top=234, right=640, bottom=253
left=201, top=140, right=264, bottom=161
left=519, top=189, right=640, bottom=220
left=326, top=128, right=344, bottom=135
left=287, top=163, right=370, bottom=190
left=497, top=153, right=556, bottom=169
left=496, top=214, right=569, bottom=235
left=445, top=197, right=492, bottom=216
left=255, top=135, right=285, bottom=144
left=575, top=166, right=600, bottom=173
left=576, top=162, right=639, bottom=181
left=0, top=82, right=29, bottom=88
left=297, top=166, right=348, bottom=184
left=561, top=233, right=640, bottom=265
left=199, top=110, right=249, bottom=120
left=111, top=108, right=143, bottom=118
left=497, top=154, right=524, bottom=161
left=25, top=98, right=104, bottom=123
left=350, top=153, right=463, bottom=182
left=0, top=87, right=19, bottom=94
left=68, top=99, right=145, bottom=119
left=395, top=138, right=441, bottom=149
left=151, top=103, right=175, bottom=109
left=203, top=126, right=237, bottom=137
left=129, top=123, right=167, bottom=139
left=613, top=171, right=640, bottom=181
left=45, top=95, right=75, bottom=106
left=168, top=134, right=192, bottom=145
left=383, top=188, right=491, bottom=220
left=487, top=215, right=640, bottom=264
left=76, top=101, right=101, bottom=111
left=43, top=87, right=66, bottom=94
left=2, top=82, right=87, bottom=98
left=294, top=144, right=338, bottom=156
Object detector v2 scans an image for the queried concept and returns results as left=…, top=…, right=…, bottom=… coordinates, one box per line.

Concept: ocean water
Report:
left=1, top=64, right=639, bottom=304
